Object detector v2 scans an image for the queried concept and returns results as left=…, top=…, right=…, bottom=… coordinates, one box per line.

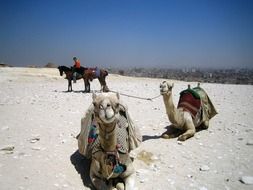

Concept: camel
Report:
left=77, top=92, right=141, bottom=190
left=160, top=81, right=217, bottom=141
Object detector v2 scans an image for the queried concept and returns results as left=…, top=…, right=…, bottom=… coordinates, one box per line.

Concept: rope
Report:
left=91, top=89, right=161, bottom=101
left=109, top=90, right=161, bottom=101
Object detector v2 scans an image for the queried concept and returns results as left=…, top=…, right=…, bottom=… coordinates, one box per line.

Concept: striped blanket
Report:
left=177, top=86, right=217, bottom=125
left=178, top=88, right=201, bottom=119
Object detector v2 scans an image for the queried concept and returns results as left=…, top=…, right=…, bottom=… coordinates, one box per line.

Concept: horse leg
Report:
left=68, top=79, right=72, bottom=92
left=87, top=81, right=91, bottom=93
left=83, top=79, right=86, bottom=92
left=98, top=77, right=109, bottom=92
left=84, top=79, right=90, bottom=93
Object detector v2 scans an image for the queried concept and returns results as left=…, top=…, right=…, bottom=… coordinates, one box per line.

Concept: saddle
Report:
left=178, top=86, right=217, bottom=126
left=178, top=88, right=201, bottom=119
left=85, top=67, right=100, bottom=78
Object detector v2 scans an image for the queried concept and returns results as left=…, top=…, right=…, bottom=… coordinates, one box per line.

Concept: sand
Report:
left=0, top=67, right=252, bottom=190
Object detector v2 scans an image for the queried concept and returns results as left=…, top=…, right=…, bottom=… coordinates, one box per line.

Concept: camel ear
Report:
left=92, top=92, right=97, bottom=101
left=116, top=92, right=120, bottom=100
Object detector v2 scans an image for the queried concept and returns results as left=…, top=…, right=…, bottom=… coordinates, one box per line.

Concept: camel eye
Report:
left=107, top=104, right=111, bottom=108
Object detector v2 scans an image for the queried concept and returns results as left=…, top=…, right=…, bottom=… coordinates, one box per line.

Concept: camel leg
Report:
left=124, top=174, right=135, bottom=190
left=161, top=125, right=182, bottom=139
left=120, top=163, right=135, bottom=190
left=115, top=182, right=124, bottom=190
left=90, top=160, right=109, bottom=190
left=178, top=113, right=196, bottom=141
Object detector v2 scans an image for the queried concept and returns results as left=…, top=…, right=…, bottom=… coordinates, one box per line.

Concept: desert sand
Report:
left=0, top=67, right=253, bottom=190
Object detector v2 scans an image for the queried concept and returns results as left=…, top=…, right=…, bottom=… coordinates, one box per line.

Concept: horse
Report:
left=83, top=67, right=109, bottom=92
left=57, top=65, right=109, bottom=92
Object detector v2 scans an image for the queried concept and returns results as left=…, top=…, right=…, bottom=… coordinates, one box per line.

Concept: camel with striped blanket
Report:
left=160, top=81, right=217, bottom=141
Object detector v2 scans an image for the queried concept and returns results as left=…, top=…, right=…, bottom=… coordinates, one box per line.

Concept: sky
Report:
left=0, top=0, right=253, bottom=69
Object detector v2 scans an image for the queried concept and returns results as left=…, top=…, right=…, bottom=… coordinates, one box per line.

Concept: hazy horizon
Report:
left=1, top=0, right=253, bottom=69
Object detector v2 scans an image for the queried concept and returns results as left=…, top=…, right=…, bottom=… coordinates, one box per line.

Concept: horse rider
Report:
left=72, top=57, right=81, bottom=83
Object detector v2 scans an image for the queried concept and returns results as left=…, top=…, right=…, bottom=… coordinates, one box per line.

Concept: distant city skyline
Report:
left=0, top=0, right=253, bottom=69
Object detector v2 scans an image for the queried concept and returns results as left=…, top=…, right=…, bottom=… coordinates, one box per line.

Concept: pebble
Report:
left=246, top=140, right=253, bottom=145
left=239, top=176, right=253, bottom=185
left=200, top=165, right=210, bottom=171
left=29, top=137, right=40, bottom=143
left=31, top=147, right=41, bottom=151
left=199, top=187, right=208, bottom=190
left=195, top=135, right=201, bottom=139
left=136, top=169, right=149, bottom=183
left=0, top=145, right=15, bottom=151
left=136, top=169, right=149, bottom=175
left=1, top=126, right=9, bottom=131
left=151, top=155, right=159, bottom=161
left=139, top=177, right=148, bottom=183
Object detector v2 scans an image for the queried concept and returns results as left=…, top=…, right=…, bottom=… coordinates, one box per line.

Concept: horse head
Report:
left=58, top=66, right=63, bottom=76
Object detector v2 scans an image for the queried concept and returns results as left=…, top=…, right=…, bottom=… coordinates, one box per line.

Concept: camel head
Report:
left=160, top=81, right=174, bottom=95
left=92, top=92, right=120, bottom=124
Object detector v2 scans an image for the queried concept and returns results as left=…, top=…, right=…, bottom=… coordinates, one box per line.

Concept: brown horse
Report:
left=83, top=67, right=109, bottom=92
left=57, top=66, right=109, bottom=92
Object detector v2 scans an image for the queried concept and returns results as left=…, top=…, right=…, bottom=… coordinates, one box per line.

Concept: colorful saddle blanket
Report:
left=177, top=86, right=218, bottom=126
left=85, top=67, right=100, bottom=78
left=177, top=88, right=201, bottom=118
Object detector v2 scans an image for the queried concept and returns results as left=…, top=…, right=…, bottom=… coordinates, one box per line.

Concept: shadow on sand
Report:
left=70, top=150, right=95, bottom=190
left=143, top=124, right=207, bottom=141
left=59, top=90, right=86, bottom=93
left=142, top=125, right=182, bottom=142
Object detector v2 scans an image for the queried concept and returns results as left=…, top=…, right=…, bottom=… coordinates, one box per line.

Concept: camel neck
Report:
left=162, top=93, right=180, bottom=125
left=98, top=122, right=117, bottom=152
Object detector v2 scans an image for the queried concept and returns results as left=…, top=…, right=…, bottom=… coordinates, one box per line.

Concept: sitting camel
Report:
left=77, top=92, right=141, bottom=190
left=160, top=81, right=217, bottom=141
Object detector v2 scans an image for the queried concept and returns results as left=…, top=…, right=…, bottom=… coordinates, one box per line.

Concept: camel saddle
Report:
left=178, top=86, right=217, bottom=126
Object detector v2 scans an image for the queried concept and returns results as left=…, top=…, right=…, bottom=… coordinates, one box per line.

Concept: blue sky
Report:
left=0, top=0, right=252, bottom=68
